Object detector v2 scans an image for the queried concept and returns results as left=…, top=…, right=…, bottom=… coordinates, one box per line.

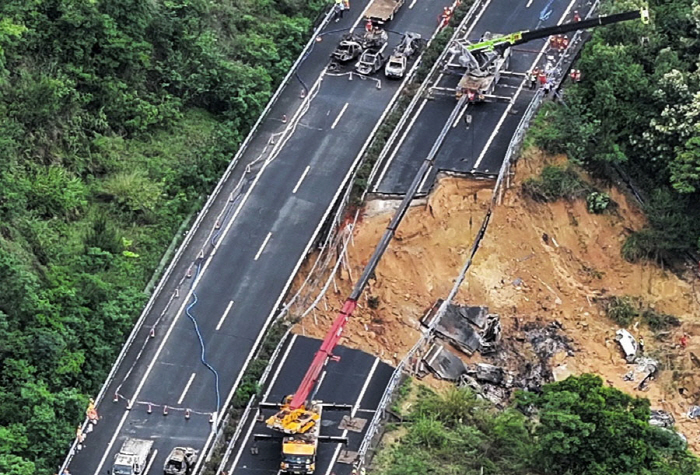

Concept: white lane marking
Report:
left=230, top=334, right=300, bottom=472
left=409, top=0, right=417, bottom=8
left=263, top=334, right=299, bottom=400
left=372, top=0, right=492, bottom=189
left=254, top=232, right=272, bottom=261
left=293, top=166, right=311, bottom=194
left=324, top=358, right=380, bottom=475
left=93, top=12, right=335, bottom=475
left=230, top=410, right=259, bottom=472
left=177, top=372, right=197, bottom=405
left=453, top=101, right=469, bottom=128
left=472, top=0, right=577, bottom=171
left=526, top=0, right=533, bottom=7
left=373, top=98, right=430, bottom=187
left=143, top=449, right=158, bottom=475
left=331, top=103, right=349, bottom=130
left=216, top=300, right=235, bottom=331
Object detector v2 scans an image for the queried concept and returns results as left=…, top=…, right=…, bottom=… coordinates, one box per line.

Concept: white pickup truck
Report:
left=112, top=438, right=154, bottom=475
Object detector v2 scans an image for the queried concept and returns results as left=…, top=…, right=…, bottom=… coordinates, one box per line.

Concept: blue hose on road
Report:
left=185, top=262, right=222, bottom=413
left=539, top=0, right=555, bottom=22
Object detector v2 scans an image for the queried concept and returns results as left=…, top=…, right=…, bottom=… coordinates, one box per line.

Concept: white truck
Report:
left=365, top=0, right=405, bottom=24
left=112, top=438, right=154, bottom=475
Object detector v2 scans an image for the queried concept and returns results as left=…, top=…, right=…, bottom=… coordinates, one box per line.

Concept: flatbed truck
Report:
left=365, top=0, right=404, bottom=24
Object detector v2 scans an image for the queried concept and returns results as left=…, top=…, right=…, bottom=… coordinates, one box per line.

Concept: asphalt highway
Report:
left=373, top=0, right=585, bottom=195
left=226, top=335, right=394, bottom=475
left=64, top=1, right=448, bottom=474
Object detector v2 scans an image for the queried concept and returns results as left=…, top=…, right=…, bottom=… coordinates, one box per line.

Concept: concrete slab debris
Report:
left=425, top=308, right=481, bottom=355
left=468, top=363, right=506, bottom=385
left=422, top=342, right=468, bottom=381
left=420, top=301, right=500, bottom=355
left=339, top=415, right=367, bottom=433
left=337, top=449, right=358, bottom=464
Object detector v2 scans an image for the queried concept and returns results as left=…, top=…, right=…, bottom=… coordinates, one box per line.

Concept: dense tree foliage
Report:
left=528, top=0, right=700, bottom=261
left=0, top=0, right=324, bottom=472
left=374, top=376, right=699, bottom=475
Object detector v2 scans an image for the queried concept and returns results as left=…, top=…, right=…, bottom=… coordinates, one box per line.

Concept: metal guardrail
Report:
left=58, top=7, right=335, bottom=474
left=366, top=0, right=488, bottom=190
left=356, top=2, right=600, bottom=468
left=212, top=328, right=293, bottom=473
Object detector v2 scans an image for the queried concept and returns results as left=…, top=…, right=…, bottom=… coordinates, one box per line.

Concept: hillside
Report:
left=0, top=1, right=323, bottom=472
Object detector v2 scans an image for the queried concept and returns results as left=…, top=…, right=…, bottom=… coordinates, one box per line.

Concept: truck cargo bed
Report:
left=365, top=0, right=404, bottom=22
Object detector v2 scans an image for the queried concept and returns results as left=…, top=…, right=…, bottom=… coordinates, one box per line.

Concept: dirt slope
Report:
left=290, top=149, right=700, bottom=450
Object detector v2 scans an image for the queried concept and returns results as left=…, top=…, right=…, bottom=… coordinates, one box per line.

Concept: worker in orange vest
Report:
left=573, top=10, right=581, bottom=22
left=538, top=70, right=547, bottom=87
left=365, top=18, right=373, bottom=32
left=559, top=35, right=569, bottom=51
left=438, top=6, right=453, bottom=29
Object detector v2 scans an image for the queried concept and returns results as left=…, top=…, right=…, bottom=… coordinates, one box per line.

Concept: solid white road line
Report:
left=143, top=449, right=158, bottom=475
left=409, top=0, right=417, bottom=9
left=526, top=0, right=533, bottom=7
left=230, top=410, right=259, bottom=472
left=324, top=358, right=380, bottom=475
left=373, top=98, right=429, bottom=187
left=372, top=0, right=493, bottom=190
left=254, top=232, right=272, bottom=261
left=216, top=300, right=235, bottom=331
left=177, top=373, right=197, bottom=405
left=293, top=166, right=311, bottom=194
left=263, top=334, right=299, bottom=400
left=472, top=0, right=577, bottom=171
left=91, top=7, right=364, bottom=474
left=331, top=103, right=349, bottom=130
left=230, top=334, right=299, bottom=472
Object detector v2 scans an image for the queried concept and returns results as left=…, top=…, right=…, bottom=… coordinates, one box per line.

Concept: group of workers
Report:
left=333, top=0, right=351, bottom=22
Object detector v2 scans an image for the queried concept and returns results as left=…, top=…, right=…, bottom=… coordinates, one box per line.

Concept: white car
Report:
left=615, top=329, right=638, bottom=363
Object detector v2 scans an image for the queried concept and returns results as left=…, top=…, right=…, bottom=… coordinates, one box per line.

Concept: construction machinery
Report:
left=385, top=32, right=424, bottom=79
left=441, top=7, right=649, bottom=102
left=112, top=438, right=154, bottom=475
left=365, top=0, right=405, bottom=24
left=163, top=447, right=198, bottom=475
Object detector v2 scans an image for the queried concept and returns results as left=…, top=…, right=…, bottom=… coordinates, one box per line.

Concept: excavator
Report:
left=258, top=5, right=651, bottom=475
left=441, top=6, right=650, bottom=102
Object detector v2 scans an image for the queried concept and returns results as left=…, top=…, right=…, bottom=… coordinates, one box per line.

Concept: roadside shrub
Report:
left=586, top=191, right=612, bottom=214
left=522, top=165, right=590, bottom=202
left=604, top=296, right=639, bottom=327
left=641, top=308, right=680, bottom=332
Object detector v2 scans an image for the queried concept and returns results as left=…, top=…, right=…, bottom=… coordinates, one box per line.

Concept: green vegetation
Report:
left=522, top=165, right=591, bottom=201
left=373, top=375, right=700, bottom=475
left=527, top=0, right=700, bottom=262
left=603, top=295, right=680, bottom=331
left=0, top=0, right=325, bottom=472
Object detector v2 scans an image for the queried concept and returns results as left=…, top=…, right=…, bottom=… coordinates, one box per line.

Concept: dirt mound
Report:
left=290, top=150, right=700, bottom=451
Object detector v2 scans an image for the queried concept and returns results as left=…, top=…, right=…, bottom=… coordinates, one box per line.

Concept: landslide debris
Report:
left=289, top=149, right=700, bottom=452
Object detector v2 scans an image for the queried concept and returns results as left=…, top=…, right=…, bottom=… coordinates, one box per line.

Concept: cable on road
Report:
left=185, top=261, right=222, bottom=412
